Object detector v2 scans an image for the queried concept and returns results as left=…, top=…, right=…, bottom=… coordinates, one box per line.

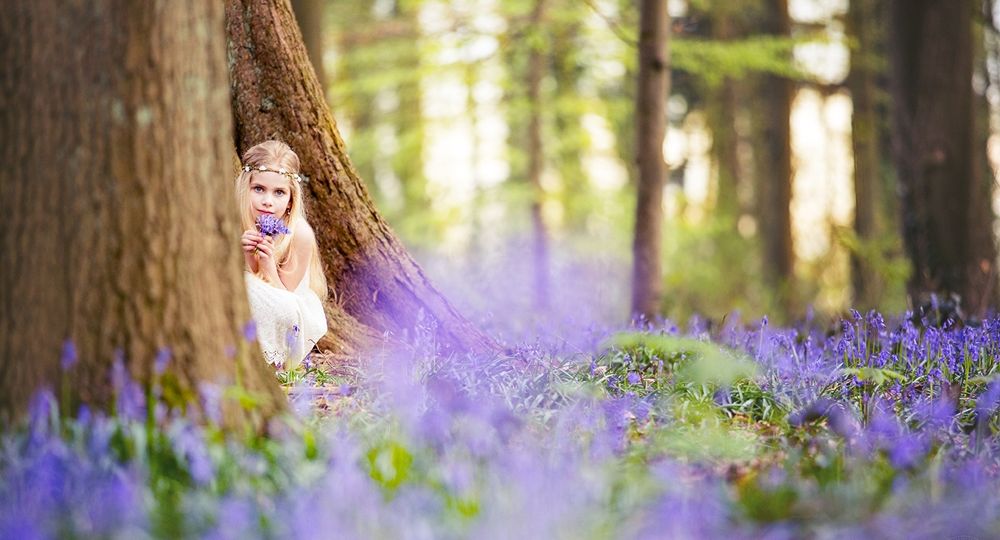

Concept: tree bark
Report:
left=754, top=0, right=795, bottom=313
left=888, top=0, right=994, bottom=316
left=0, top=0, right=284, bottom=422
left=847, top=0, right=885, bottom=310
left=527, top=0, right=551, bottom=309
left=631, top=0, right=670, bottom=320
left=225, top=0, right=497, bottom=354
left=290, top=0, right=326, bottom=90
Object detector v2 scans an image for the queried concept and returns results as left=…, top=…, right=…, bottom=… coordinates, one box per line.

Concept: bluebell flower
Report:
left=154, top=347, right=170, bottom=375
left=256, top=214, right=291, bottom=237
left=60, top=339, right=77, bottom=370
left=242, top=320, right=257, bottom=342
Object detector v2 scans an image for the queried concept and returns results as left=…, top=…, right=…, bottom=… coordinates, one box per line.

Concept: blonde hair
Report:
left=235, top=140, right=328, bottom=300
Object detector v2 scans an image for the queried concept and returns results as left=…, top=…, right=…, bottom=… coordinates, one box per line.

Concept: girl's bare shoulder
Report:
left=290, top=219, right=317, bottom=253
left=292, top=219, right=316, bottom=241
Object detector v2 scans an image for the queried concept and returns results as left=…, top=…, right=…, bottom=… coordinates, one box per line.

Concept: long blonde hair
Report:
left=235, top=140, right=328, bottom=300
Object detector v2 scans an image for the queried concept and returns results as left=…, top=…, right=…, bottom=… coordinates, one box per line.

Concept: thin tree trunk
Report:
left=551, top=5, right=589, bottom=227
left=707, top=11, right=744, bottom=227
left=527, top=0, right=551, bottom=309
left=225, top=0, right=497, bottom=354
left=336, top=8, right=378, bottom=191
left=754, top=0, right=795, bottom=314
left=888, top=0, right=990, bottom=316
left=391, top=0, right=428, bottom=211
left=631, top=0, right=670, bottom=320
left=847, top=0, right=884, bottom=310
left=290, top=0, right=326, bottom=90
left=968, top=0, right=999, bottom=315
left=0, top=0, right=284, bottom=422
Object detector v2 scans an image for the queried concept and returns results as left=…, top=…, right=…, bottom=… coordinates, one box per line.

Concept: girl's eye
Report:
left=252, top=186, right=263, bottom=193
left=275, top=190, right=286, bottom=197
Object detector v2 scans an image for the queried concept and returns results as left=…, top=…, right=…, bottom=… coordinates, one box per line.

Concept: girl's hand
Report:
left=256, top=236, right=279, bottom=277
left=241, top=229, right=263, bottom=253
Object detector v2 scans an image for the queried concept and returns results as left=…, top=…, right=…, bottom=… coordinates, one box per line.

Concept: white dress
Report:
left=244, top=268, right=327, bottom=370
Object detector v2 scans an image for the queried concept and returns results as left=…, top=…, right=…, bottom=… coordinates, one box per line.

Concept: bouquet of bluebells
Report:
left=255, top=214, right=290, bottom=255
left=257, top=214, right=291, bottom=237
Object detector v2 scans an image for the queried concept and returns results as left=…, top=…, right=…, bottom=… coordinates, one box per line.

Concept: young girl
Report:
left=236, top=140, right=328, bottom=370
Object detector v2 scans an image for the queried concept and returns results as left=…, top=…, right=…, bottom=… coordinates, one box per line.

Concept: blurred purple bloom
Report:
left=199, top=382, right=224, bottom=425
left=60, top=339, right=77, bottom=370
left=242, top=320, right=257, bottom=342
left=626, top=372, right=641, bottom=385
left=154, top=347, right=171, bottom=375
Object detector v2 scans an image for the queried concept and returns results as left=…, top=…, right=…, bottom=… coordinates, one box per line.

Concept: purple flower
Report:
left=60, top=340, right=77, bottom=370
left=627, top=372, right=641, bottom=385
left=256, top=214, right=291, bottom=237
left=242, top=320, right=257, bottom=342
left=154, top=347, right=171, bottom=375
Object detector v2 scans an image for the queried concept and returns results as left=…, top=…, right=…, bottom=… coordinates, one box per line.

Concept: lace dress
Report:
left=244, top=267, right=327, bottom=370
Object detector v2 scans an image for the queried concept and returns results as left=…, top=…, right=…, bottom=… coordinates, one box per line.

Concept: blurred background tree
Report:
left=291, top=0, right=1000, bottom=328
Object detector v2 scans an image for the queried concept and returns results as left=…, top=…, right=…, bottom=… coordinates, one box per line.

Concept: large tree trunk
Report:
left=754, top=0, right=795, bottom=315
left=225, top=0, right=497, bottom=354
left=847, top=0, right=885, bottom=310
left=631, top=0, right=670, bottom=320
left=290, top=0, right=326, bottom=90
left=888, top=0, right=994, bottom=316
left=527, top=0, right=551, bottom=309
left=0, top=1, right=284, bottom=422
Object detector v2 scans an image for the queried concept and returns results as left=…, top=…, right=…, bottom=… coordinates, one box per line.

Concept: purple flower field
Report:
left=2, top=302, right=1000, bottom=539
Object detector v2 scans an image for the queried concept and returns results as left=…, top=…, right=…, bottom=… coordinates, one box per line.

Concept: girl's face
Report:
left=248, top=171, right=292, bottom=220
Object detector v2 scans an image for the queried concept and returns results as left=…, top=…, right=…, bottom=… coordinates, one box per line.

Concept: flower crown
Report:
left=242, top=164, right=303, bottom=183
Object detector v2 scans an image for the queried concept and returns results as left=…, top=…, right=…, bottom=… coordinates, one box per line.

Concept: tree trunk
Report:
left=290, top=0, right=326, bottom=90
left=527, top=0, right=551, bottom=309
left=631, top=0, right=670, bottom=320
left=0, top=0, right=284, bottom=422
left=847, top=0, right=884, bottom=310
left=754, top=0, right=795, bottom=314
left=335, top=7, right=378, bottom=192
left=969, top=1, right=1000, bottom=316
left=225, top=0, right=497, bottom=354
left=551, top=4, right=589, bottom=227
left=391, top=0, right=428, bottom=212
left=707, top=11, right=745, bottom=227
left=888, top=0, right=993, bottom=316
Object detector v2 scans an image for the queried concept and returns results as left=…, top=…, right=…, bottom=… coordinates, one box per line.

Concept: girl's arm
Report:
left=264, top=221, right=315, bottom=291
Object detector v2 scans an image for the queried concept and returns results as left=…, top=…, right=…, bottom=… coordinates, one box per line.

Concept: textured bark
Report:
left=0, top=0, right=285, bottom=422
left=290, top=0, right=326, bottom=89
left=754, top=0, right=795, bottom=311
left=847, top=0, right=885, bottom=309
left=527, top=0, right=551, bottom=309
left=225, top=0, right=497, bottom=354
left=888, top=0, right=995, bottom=316
left=631, top=0, right=670, bottom=320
